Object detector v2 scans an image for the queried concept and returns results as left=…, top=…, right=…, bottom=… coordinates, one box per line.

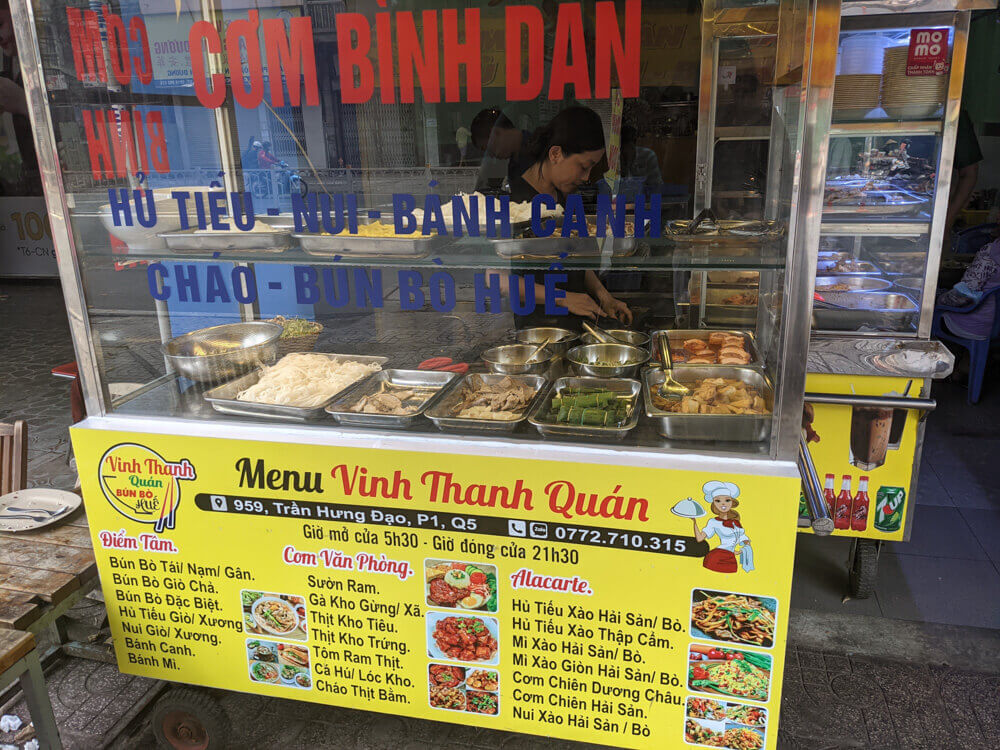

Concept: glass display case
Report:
left=16, top=0, right=831, bottom=467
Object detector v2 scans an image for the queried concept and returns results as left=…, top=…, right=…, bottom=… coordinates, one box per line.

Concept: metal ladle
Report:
left=657, top=333, right=690, bottom=399
left=524, top=336, right=555, bottom=364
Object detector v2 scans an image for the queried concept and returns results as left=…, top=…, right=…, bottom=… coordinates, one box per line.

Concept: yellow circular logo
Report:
left=99, top=443, right=192, bottom=531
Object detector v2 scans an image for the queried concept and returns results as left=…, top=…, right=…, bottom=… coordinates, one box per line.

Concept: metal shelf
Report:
left=841, top=0, right=993, bottom=17
left=830, top=120, right=943, bottom=137
left=820, top=221, right=929, bottom=235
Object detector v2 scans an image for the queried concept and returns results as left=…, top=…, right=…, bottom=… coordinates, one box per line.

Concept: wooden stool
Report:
left=0, top=630, right=62, bottom=750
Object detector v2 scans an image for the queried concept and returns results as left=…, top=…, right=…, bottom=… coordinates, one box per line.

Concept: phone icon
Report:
left=508, top=520, right=527, bottom=537
left=529, top=522, right=549, bottom=539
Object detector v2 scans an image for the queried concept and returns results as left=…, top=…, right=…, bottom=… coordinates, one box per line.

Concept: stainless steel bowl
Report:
left=580, top=329, right=650, bottom=347
left=815, top=275, right=893, bottom=293
left=482, top=344, right=555, bottom=375
left=515, top=327, right=579, bottom=357
left=567, top=343, right=650, bottom=378
left=163, top=322, right=282, bottom=383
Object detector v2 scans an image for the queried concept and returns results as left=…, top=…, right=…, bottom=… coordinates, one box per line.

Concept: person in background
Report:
left=241, top=138, right=261, bottom=170
left=938, top=233, right=1000, bottom=340
left=604, top=125, right=663, bottom=203
left=944, top=110, right=983, bottom=247
left=257, top=141, right=281, bottom=170
left=489, top=106, right=633, bottom=327
left=471, top=107, right=531, bottom=192
left=0, top=0, right=39, bottom=194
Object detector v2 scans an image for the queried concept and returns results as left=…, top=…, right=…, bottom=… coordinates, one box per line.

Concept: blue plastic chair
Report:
left=932, top=286, right=1000, bottom=403
left=953, top=222, right=998, bottom=255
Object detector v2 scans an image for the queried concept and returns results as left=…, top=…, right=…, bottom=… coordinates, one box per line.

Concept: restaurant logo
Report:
left=98, top=443, right=196, bottom=533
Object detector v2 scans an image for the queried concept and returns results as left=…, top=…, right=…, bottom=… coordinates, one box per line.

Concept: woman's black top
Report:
left=509, top=166, right=587, bottom=330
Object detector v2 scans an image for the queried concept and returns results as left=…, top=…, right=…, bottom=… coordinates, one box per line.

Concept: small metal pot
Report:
left=163, top=322, right=282, bottom=383
left=482, top=344, right=554, bottom=375
left=515, top=327, right=579, bottom=357
left=580, top=329, right=650, bottom=347
left=567, top=343, right=650, bottom=378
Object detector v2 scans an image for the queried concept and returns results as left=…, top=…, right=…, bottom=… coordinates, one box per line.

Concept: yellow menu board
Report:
left=802, top=373, right=921, bottom=542
left=72, top=427, right=798, bottom=749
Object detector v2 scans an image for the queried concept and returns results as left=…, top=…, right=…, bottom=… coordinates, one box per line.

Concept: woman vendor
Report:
left=693, top=481, right=753, bottom=574
left=488, top=106, right=632, bottom=329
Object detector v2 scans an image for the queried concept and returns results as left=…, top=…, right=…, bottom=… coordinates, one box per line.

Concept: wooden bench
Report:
left=0, top=629, right=62, bottom=749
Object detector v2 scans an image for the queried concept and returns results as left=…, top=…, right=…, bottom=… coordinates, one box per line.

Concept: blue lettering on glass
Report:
left=356, top=269, right=384, bottom=308
left=421, top=195, right=447, bottom=237
left=231, top=193, right=255, bottom=231
left=561, top=195, right=587, bottom=238
left=209, top=191, right=229, bottom=231
left=192, top=192, right=208, bottom=230
left=509, top=274, right=536, bottom=316
left=429, top=271, right=456, bottom=312
left=107, top=189, right=132, bottom=226
left=392, top=194, right=417, bottom=235
left=322, top=267, right=351, bottom=307
left=204, top=264, right=231, bottom=302
left=594, top=194, right=626, bottom=237
left=232, top=266, right=257, bottom=304
left=473, top=273, right=503, bottom=314
left=543, top=273, right=568, bottom=315
left=530, top=194, right=557, bottom=237
left=451, top=194, right=480, bottom=238
left=147, top=262, right=169, bottom=300
left=485, top=195, right=511, bottom=238
left=634, top=193, right=662, bottom=238
left=294, top=265, right=320, bottom=304
left=171, top=191, right=191, bottom=229
left=398, top=270, right=425, bottom=310
left=174, top=264, right=200, bottom=303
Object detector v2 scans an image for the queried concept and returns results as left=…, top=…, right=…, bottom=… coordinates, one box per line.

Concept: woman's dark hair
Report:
left=525, top=106, right=605, bottom=165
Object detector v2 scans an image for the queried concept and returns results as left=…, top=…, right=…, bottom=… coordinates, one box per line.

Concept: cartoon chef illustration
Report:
left=692, top=480, right=754, bottom=573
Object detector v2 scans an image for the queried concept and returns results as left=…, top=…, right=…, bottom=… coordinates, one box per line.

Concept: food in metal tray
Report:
left=670, top=333, right=750, bottom=366
left=264, top=315, right=323, bottom=339
left=542, top=388, right=635, bottom=427
left=326, top=222, right=434, bottom=237
left=815, top=282, right=852, bottom=292
left=652, top=377, right=767, bottom=415
left=348, top=382, right=440, bottom=416
left=236, top=353, right=381, bottom=408
left=831, top=258, right=876, bottom=273
left=722, top=292, right=758, bottom=305
left=451, top=374, right=536, bottom=420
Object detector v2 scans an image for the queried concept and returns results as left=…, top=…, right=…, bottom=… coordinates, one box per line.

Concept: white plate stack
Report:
left=833, top=75, right=882, bottom=121
left=881, top=45, right=949, bottom=119
left=839, top=33, right=888, bottom=75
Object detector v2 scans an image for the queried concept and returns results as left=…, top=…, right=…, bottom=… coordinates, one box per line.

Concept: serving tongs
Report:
left=656, top=333, right=690, bottom=400
left=582, top=321, right=626, bottom=344
left=685, top=208, right=717, bottom=235
left=525, top=336, right=555, bottom=363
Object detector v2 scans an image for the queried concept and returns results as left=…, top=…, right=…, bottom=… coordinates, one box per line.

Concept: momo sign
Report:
left=906, top=28, right=950, bottom=76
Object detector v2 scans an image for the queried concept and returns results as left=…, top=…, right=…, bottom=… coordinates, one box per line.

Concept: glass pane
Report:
left=28, top=0, right=814, bottom=458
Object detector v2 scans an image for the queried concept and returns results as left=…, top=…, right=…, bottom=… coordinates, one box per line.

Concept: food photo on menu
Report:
left=241, top=590, right=308, bottom=642
left=427, top=664, right=500, bottom=716
left=684, top=717, right=765, bottom=750
left=425, top=559, right=498, bottom=612
left=245, top=639, right=312, bottom=690
left=687, top=644, right=772, bottom=703
left=426, top=612, right=500, bottom=665
left=690, top=589, right=777, bottom=648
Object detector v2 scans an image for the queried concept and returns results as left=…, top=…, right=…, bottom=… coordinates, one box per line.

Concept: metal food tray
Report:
left=650, top=329, right=761, bottom=367
left=203, top=353, right=390, bottom=421
left=642, top=367, right=772, bottom=442
left=815, top=259, right=882, bottom=276
left=664, top=220, right=785, bottom=246
left=866, top=251, right=926, bottom=275
left=528, top=377, right=641, bottom=440
left=814, top=275, right=893, bottom=292
left=812, top=291, right=918, bottom=331
left=159, top=220, right=293, bottom=254
left=325, top=369, right=458, bottom=428
left=295, top=232, right=444, bottom=257
left=822, top=190, right=927, bottom=215
left=424, top=373, right=547, bottom=432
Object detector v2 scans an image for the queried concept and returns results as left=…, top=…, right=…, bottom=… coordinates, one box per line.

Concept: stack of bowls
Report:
left=832, top=74, right=882, bottom=120
left=881, top=45, right=948, bottom=119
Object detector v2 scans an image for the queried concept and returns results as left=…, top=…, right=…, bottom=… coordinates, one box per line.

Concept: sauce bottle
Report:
left=823, top=473, right=836, bottom=516
left=834, top=475, right=852, bottom=530
left=851, top=476, right=870, bottom=531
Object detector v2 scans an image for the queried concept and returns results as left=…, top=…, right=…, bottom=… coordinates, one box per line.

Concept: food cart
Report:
left=7, top=0, right=984, bottom=747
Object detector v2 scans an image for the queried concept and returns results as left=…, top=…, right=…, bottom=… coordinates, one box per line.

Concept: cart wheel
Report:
left=849, top=539, right=879, bottom=599
left=152, top=687, right=230, bottom=750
